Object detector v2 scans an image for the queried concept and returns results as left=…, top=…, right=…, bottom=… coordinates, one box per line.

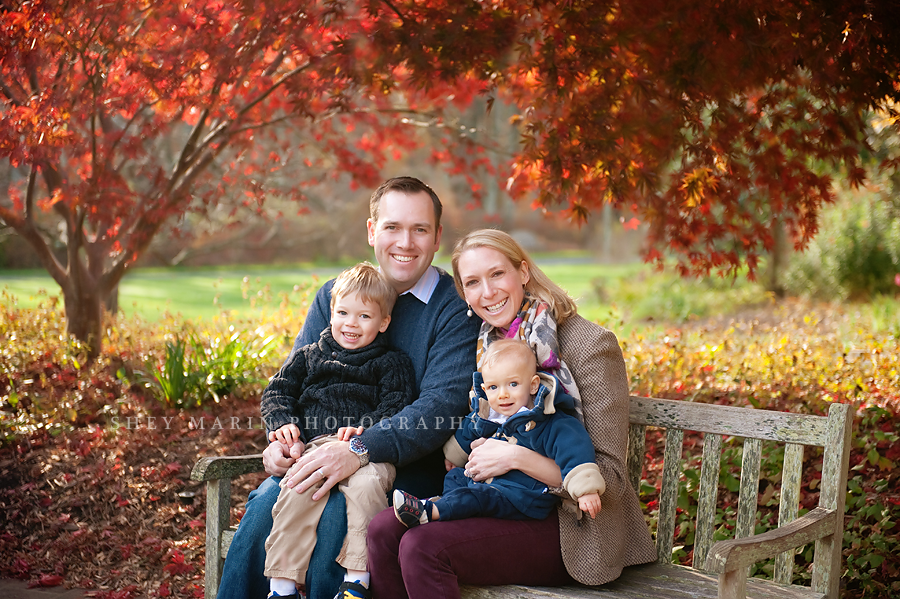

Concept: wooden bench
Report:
left=190, top=397, right=851, bottom=599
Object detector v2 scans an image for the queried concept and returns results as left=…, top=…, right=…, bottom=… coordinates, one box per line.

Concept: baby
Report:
left=393, top=338, right=603, bottom=527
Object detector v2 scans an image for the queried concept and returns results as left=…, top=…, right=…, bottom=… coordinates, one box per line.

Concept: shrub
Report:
left=785, top=188, right=900, bottom=301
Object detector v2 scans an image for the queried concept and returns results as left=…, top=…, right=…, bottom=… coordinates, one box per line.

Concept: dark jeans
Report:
left=216, top=476, right=347, bottom=599
left=367, top=507, right=572, bottom=599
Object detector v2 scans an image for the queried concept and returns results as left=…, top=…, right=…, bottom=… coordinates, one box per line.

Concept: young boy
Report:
left=392, top=338, right=604, bottom=527
left=261, top=262, right=415, bottom=599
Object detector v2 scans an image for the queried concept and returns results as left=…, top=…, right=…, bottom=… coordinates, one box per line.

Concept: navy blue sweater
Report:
left=290, top=268, right=480, bottom=496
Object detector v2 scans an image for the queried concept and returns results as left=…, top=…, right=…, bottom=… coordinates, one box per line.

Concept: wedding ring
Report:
left=464, top=469, right=471, bottom=478
left=317, top=468, right=325, bottom=478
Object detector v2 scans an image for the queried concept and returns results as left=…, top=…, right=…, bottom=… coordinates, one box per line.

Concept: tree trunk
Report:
left=64, top=285, right=103, bottom=362
left=104, top=284, right=119, bottom=315
left=766, top=217, right=788, bottom=298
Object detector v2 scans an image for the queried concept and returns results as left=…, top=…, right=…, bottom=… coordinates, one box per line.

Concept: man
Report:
left=217, top=177, right=480, bottom=599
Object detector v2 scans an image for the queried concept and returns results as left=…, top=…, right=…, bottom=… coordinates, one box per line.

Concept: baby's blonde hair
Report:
left=330, top=262, right=397, bottom=316
left=481, top=339, right=537, bottom=378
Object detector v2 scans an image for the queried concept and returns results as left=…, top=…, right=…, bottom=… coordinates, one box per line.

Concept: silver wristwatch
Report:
left=349, top=437, right=369, bottom=467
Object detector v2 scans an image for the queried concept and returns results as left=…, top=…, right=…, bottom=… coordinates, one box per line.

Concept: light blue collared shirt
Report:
left=399, top=265, right=440, bottom=304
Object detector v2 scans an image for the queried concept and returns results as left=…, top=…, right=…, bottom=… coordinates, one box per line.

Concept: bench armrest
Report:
left=190, top=454, right=265, bottom=482
left=704, top=507, right=837, bottom=574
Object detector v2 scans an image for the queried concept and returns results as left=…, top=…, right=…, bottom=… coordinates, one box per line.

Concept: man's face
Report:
left=367, top=190, right=442, bottom=293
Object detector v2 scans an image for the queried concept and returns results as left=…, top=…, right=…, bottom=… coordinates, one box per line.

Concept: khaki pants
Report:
left=263, top=436, right=395, bottom=583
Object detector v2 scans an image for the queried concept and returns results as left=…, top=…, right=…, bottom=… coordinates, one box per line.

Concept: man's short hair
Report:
left=369, top=176, right=443, bottom=230
left=481, top=339, right=537, bottom=377
left=330, top=262, right=398, bottom=316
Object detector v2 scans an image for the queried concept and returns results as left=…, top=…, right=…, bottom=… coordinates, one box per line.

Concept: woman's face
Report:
left=457, top=246, right=529, bottom=329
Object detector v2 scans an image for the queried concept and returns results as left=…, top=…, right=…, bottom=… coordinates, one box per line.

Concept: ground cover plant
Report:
left=1, top=287, right=898, bottom=598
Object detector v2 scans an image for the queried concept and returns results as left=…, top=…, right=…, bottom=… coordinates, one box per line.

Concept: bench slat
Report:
left=626, top=423, right=646, bottom=495
left=694, top=433, right=722, bottom=571
left=811, top=403, right=852, bottom=597
left=775, top=443, right=804, bottom=583
left=460, top=562, right=825, bottom=598
left=628, top=397, right=830, bottom=446
left=656, top=428, right=683, bottom=563
left=736, top=438, right=762, bottom=541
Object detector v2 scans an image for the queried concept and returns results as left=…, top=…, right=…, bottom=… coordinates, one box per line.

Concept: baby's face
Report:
left=330, top=292, right=390, bottom=350
left=480, top=358, right=540, bottom=417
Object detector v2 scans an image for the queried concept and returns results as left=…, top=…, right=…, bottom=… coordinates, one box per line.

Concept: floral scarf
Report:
left=475, top=292, right=583, bottom=422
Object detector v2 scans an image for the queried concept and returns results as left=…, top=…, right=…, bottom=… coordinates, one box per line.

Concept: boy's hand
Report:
left=269, top=423, right=301, bottom=445
left=578, top=493, right=602, bottom=518
left=336, top=426, right=364, bottom=442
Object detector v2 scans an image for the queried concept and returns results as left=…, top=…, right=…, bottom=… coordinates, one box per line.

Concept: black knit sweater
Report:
left=261, top=328, right=416, bottom=441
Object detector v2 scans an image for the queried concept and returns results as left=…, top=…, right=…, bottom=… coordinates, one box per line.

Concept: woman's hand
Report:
left=465, top=438, right=562, bottom=487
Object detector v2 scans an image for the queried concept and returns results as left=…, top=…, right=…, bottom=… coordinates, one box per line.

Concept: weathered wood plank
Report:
left=694, top=433, right=723, bottom=572
left=706, top=508, right=836, bottom=574
left=657, top=428, right=683, bottom=564
left=775, top=443, right=804, bottom=584
left=735, top=438, right=762, bottom=541
left=628, top=397, right=829, bottom=446
left=221, top=529, right=235, bottom=559
left=460, top=563, right=824, bottom=598
left=811, top=403, right=852, bottom=599
left=204, top=478, right=230, bottom=599
left=191, top=454, right=265, bottom=482
left=627, top=423, right=646, bottom=495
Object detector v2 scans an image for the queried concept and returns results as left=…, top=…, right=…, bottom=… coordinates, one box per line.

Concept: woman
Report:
left=366, top=229, right=656, bottom=598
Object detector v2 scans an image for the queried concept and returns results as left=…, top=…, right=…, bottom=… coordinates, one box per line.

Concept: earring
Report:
left=466, top=305, right=473, bottom=318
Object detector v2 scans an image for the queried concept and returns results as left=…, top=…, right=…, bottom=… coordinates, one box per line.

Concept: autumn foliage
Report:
left=3, top=0, right=900, bottom=355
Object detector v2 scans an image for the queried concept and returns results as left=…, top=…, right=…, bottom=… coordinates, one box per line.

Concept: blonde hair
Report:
left=481, top=338, right=537, bottom=377
left=330, top=262, right=398, bottom=316
left=450, top=229, right=578, bottom=325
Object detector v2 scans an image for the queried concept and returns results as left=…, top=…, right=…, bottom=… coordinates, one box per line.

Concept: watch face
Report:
left=350, top=438, right=367, bottom=454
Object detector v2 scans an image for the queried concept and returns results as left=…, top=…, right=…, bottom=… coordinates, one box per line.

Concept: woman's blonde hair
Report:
left=450, top=229, right=578, bottom=325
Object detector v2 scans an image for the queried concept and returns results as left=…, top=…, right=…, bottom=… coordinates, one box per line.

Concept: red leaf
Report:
left=28, top=574, right=64, bottom=588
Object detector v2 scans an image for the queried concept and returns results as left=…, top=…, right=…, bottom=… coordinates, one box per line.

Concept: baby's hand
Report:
left=270, top=423, right=301, bottom=445
left=444, top=459, right=455, bottom=472
left=578, top=493, right=602, bottom=519
left=336, top=425, right=364, bottom=442
left=289, top=440, right=306, bottom=460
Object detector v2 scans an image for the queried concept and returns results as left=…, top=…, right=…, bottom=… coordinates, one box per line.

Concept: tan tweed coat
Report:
left=557, top=315, right=657, bottom=585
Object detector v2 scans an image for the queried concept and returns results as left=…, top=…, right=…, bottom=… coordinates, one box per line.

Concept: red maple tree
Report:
left=368, top=0, right=900, bottom=276
left=3, top=0, right=899, bottom=356
left=0, top=0, right=488, bottom=357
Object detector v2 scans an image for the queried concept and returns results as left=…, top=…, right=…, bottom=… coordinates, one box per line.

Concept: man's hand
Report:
left=262, top=440, right=297, bottom=477
left=283, top=440, right=360, bottom=501
left=578, top=493, right=602, bottom=519
left=269, top=423, right=301, bottom=445
left=336, top=425, right=364, bottom=442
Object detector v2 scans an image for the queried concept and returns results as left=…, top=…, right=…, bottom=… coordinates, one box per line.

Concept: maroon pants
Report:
left=367, top=507, right=573, bottom=599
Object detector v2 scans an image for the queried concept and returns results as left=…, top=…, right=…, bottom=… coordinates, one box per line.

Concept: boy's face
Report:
left=480, top=357, right=540, bottom=417
left=330, top=292, right=391, bottom=350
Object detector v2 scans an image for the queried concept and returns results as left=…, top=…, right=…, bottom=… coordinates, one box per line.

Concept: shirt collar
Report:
left=400, top=265, right=439, bottom=304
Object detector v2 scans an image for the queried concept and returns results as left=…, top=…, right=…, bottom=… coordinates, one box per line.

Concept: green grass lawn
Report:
left=0, top=254, right=776, bottom=332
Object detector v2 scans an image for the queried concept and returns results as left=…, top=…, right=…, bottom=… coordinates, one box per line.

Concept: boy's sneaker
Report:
left=268, top=592, right=303, bottom=599
left=393, top=489, right=429, bottom=528
left=333, top=580, right=371, bottom=599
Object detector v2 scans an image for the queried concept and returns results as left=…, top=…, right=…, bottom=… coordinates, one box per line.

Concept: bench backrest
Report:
left=625, top=397, right=851, bottom=596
